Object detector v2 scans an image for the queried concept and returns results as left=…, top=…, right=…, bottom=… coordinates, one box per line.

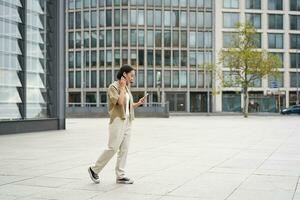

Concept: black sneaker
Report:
left=88, top=167, right=100, bottom=184
left=116, top=177, right=134, bottom=184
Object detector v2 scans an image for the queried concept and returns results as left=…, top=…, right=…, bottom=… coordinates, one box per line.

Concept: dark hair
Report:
left=116, top=64, right=134, bottom=80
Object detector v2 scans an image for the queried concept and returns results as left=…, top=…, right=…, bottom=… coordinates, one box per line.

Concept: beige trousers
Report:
left=91, top=117, right=132, bottom=179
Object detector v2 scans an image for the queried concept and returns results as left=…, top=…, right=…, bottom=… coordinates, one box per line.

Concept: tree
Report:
left=218, top=22, right=281, bottom=117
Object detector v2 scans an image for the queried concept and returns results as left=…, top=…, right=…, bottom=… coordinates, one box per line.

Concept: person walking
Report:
left=88, top=64, right=147, bottom=184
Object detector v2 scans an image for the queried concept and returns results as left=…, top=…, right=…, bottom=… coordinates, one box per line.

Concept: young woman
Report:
left=88, top=64, right=147, bottom=184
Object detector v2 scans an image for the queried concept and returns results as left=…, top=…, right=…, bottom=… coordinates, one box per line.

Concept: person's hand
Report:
left=138, top=96, right=146, bottom=105
left=119, top=76, right=126, bottom=89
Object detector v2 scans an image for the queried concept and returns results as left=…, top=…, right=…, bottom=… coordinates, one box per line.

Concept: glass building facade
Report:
left=66, top=0, right=214, bottom=112
left=0, top=0, right=65, bottom=134
left=218, top=0, right=300, bottom=112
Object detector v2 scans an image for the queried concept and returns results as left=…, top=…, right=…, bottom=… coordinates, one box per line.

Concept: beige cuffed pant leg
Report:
left=91, top=117, right=131, bottom=179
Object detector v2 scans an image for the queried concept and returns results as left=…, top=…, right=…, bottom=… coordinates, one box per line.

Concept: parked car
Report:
left=281, top=105, right=300, bottom=115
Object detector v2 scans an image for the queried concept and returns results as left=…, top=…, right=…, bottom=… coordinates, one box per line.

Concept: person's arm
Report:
left=117, top=87, right=126, bottom=106
left=133, top=96, right=146, bottom=109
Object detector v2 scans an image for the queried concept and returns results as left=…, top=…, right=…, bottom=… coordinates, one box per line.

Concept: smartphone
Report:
left=143, top=93, right=149, bottom=98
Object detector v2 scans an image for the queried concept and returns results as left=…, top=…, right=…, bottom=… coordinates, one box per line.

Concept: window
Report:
left=268, top=14, right=283, bottom=29
left=268, top=72, right=284, bottom=88
left=180, top=0, right=187, bottom=7
left=253, top=33, right=261, bottom=48
left=173, top=71, right=179, bottom=87
left=106, top=10, right=112, bottom=26
left=164, top=70, right=171, bottom=87
left=91, top=31, right=97, bottom=48
left=68, top=13, right=74, bottom=29
left=75, top=12, right=81, bottom=29
left=69, top=0, right=75, bottom=9
left=122, top=30, right=128, bottom=46
left=290, top=15, right=300, bottom=30
left=181, top=31, right=187, bottom=47
left=272, top=52, right=284, bottom=68
left=190, top=71, right=196, bottom=88
left=290, top=34, right=300, bottom=49
left=84, top=31, right=89, bottom=48
left=223, top=13, right=239, bottom=28
left=76, top=51, right=81, bottom=68
left=91, top=51, right=97, bottom=67
left=246, top=0, right=261, bottom=9
left=99, top=70, right=104, bottom=87
left=189, top=51, right=196, bottom=68
left=106, top=30, right=112, bottom=47
left=106, top=50, right=112, bottom=66
left=290, top=72, right=300, bottom=87
left=106, top=70, right=112, bottom=87
left=68, top=32, right=74, bottom=49
left=155, top=50, right=162, bottom=66
left=290, top=53, right=300, bottom=68
left=130, top=10, right=137, bottom=25
left=180, top=11, right=187, bottom=27
left=99, top=30, right=105, bottom=47
left=138, top=50, right=144, bottom=65
left=115, top=50, right=121, bottom=66
left=181, top=51, right=187, bottom=67
left=204, top=32, right=212, bottom=48
left=268, top=33, right=283, bottom=49
left=130, top=30, right=137, bottom=46
left=91, top=11, right=97, bottom=28
left=164, top=31, right=171, bottom=47
left=76, top=0, right=82, bottom=9
left=155, top=11, right=161, bottom=27
left=68, top=72, right=74, bottom=88
left=99, top=10, right=105, bottom=27
left=223, top=32, right=238, bottom=48
left=122, top=9, right=128, bottom=26
left=223, top=0, right=239, bottom=8
left=180, top=71, right=187, bottom=87
left=197, top=12, right=204, bottom=28
left=75, top=32, right=81, bottom=48
left=147, top=50, right=153, bottom=67
left=91, top=71, right=97, bottom=88
left=164, top=11, right=171, bottom=27
left=147, top=10, right=153, bottom=26
left=165, top=50, right=171, bottom=66
left=173, top=31, right=179, bottom=47
left=84, top=51, right=89, bottom=67
left=147, top=30, right=154, bottom=47
left=114, top=9, right=121, bottom=26
left=138, top=30, right=144, bottom=46
left=68, top=52, right=74, bottom=68
left=268, top=0, right=283, bottom=10
left=155, top=31, right=162, bottom=47
left=172, top=11, right=179, bottom=27
left=173, top=51, right=179, bottom=67
left=189, top=12, right=196, bottom=28
left=189, top=32, right=196, bottom=48
left=115, top=29, right=120, bottom=47
left=290, top=0, right=300, bottom=11
left=205, top=12, right=212, bottom=28
left=147, top=70, right=154, bottom=87
left=138, top=10, right=144, bottom=26
left=106, top=0, right=112, bottom=6
left=99, top=50, right=105, bottom=66
left=246, top=13, right=261, bottom=28
left=138, top=70, right=144, bottom=87
left=75, top=71, right=81, bottom=88
left=122, top=50, right=128, bottom=64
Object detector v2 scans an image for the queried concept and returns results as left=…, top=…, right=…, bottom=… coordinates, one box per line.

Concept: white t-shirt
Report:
left=125, top=92, right=130, bottom=117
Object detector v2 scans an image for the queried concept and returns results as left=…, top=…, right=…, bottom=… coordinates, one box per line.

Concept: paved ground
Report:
left=0, top=116, right=300, bottom=200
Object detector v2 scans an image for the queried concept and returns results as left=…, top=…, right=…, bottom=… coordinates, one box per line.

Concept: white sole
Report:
left=88, top=168, right=100, bottom=184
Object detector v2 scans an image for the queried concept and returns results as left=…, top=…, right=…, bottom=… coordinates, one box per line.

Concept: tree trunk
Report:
left=243, top=88, right=249, bottom=118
